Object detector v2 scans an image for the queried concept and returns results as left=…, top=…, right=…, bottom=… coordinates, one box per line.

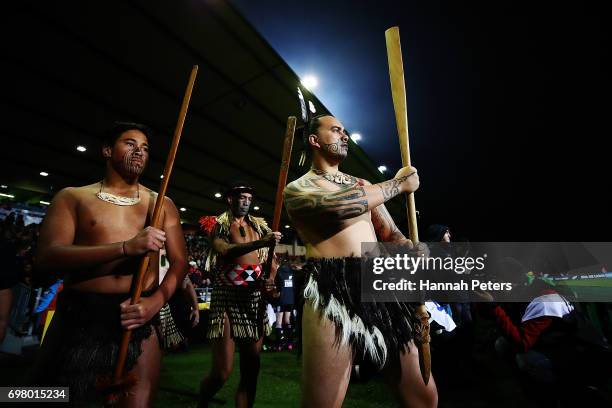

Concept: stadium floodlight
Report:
left=301, top=75, right=318, bottom=90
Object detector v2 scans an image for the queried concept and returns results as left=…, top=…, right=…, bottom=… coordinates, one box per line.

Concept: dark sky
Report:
left=232, top=1, right=610, bottom=241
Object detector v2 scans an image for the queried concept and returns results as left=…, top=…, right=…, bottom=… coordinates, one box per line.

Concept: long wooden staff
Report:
left=109, top=65, right=198, bottom=398
left=263, top=116, right=297, bottom=280
left=385, top=27, right=431, bottom=385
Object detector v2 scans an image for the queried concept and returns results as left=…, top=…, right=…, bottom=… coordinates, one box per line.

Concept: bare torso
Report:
left=225, top=222, right=262, bottom=265
left=286, top=174, right=377, bottom=258
left=65, top=183, right=161, bottom=293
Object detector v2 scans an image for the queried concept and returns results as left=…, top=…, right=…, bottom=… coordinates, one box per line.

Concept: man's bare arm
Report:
left=152, top=197, right=188, bottom=306
left=359, top=178, right=410, bottom=243
left=269, top=253, right=278, bottom=281
left=371, top=203, right=410, bottom=243
left=121, top=197, right=187, bottom=329
left=182, top=278, right=199, bottom=310
left=370, top=189, right=431, bottom=258
left=35, top=188, right=166, bottom=273
left=182, top=278, right=200, bottom=327
left=212, top=233, right=278, bottom=259
left=283, top=169, right=418, bottom=221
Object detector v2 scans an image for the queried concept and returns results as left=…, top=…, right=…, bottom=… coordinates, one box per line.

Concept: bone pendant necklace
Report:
left=96, top=181, right=140, bottom=206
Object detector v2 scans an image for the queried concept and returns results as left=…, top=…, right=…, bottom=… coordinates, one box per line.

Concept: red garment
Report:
left=493, top=305, right=553, bottom=352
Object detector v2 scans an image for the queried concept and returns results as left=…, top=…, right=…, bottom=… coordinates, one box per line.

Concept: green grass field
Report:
left=154, top=341, right=536, bottom=408
left=2, top=331, right=588, bottom=407
left=156, top=345, right=395, bottom=408
left=557, top=278, right=612, bottom=287
left=556, top=278, right=612, bottom=301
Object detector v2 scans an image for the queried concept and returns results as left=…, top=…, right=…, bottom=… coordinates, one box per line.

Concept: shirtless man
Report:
left=34, top=122, right=187, bottom=406
left=284, top=115, right=438, bottom=407
left=198, top=181, right=281, bottom=408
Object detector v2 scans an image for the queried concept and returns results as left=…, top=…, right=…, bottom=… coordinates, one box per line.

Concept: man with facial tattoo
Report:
left=32, top=122, right=188, bottom=406
left=284, top=115, right=438, bottom=407
left=198, top=180, right=281, bottom=408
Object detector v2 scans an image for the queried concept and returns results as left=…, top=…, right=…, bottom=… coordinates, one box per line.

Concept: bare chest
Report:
left=75, top=195, right=155, bottom=244
left=228, top=223, right=260, bottom=244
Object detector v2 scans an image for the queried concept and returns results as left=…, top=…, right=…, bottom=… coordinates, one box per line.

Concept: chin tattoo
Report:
left=122, top=149, right=145, bottom=176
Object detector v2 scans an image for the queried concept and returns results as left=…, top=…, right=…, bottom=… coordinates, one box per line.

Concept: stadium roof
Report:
left=2, top=0, right=402, bottom=227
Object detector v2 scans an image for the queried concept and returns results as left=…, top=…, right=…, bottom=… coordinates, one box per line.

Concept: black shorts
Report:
left=275, top=304, right=294, bottom=313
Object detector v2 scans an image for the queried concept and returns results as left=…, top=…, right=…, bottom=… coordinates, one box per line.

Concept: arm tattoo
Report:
left=371, top=204, right=406, bottom=242
left=378, top=173, right=413, bottom=201
left=284, top=177, right=369, bottom=220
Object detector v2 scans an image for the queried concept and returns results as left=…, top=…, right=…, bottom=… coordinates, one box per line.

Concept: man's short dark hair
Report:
left=103, top=121, right=153, bottom=148
left=302, top=114, right=333, bottom=157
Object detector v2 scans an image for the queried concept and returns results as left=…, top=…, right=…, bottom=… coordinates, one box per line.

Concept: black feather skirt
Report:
left=301, top=258, right=415, bottom=370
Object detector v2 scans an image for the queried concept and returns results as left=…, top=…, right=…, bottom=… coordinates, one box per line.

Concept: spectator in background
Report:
left=423, top=224, right=474, bottom=390
left=0, top=212, right=40, bottom=343
left=274, top=258, right=295, bottom=351
left=486, top=258, right=611, bottom=407
left=423, top=224, right=459, bottom=329
left=15, top=214, right=25, bottom=229
left=424, top=224, right=474, bottom=327
left=186, top=260, right=203, bottom=288
left=0, top=245, right=17, bottom=342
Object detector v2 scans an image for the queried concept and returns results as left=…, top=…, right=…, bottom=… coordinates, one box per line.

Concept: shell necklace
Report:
left=96, top=180, right=140, bottom=206
left=311, top=168, right=354, bottom=185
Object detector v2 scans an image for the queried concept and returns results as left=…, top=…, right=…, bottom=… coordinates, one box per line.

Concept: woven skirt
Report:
left=207, top=284, right=271, bottom=341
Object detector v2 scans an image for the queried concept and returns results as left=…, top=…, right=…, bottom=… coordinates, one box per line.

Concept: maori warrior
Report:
left=198, top=181, right=282, bottom=408
left=32, top=66, right=197, bottom=406
left=283, top=83, right=438, bottom=406
left=32, top=121, right=188, bottom=406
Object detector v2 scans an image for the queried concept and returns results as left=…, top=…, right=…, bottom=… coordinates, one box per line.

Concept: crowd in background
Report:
left=1, top=204, right=611, bottom=407
left=0, top=205, right=304, bottom=347
left=0, top=211, right=39, bottom=288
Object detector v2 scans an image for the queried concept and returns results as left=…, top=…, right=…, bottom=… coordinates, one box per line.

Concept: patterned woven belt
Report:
left=223, top=264, right=262, bottom=286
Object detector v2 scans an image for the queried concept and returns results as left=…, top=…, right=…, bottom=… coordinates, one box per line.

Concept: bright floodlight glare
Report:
left=76, top=145, right=87, bottom=152
left=301, top=75, right=318, bottom=90
left=0, top=185, right=7, bottom=189
left=253, top=206, right=260, bottom=210
left=180, top=207, right=187, bottom=212
left=214, top=192, right=222, bottom=198
left=378, top=165, right=387, bottom=173
left=40, top=171, right=49, bottom=177
left=284, top=224, right=290, bottom=229
left=40, top=200, right=51, bottom=205
left=160, top=175, right=164, bottom=179
left=0, top=193, right=15, bottom=198
left=351, top=133, right=362, bottom=143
